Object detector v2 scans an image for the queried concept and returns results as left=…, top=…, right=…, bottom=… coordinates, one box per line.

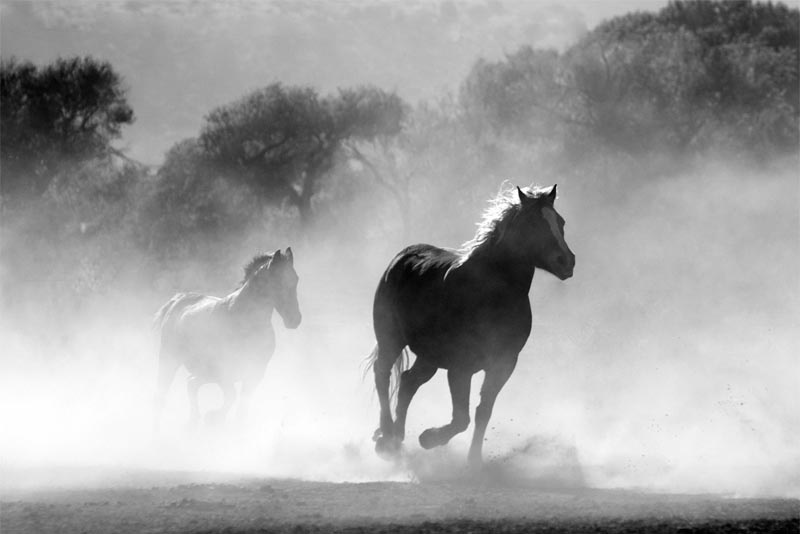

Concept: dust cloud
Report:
left=1, top=156, right=797, bottom=499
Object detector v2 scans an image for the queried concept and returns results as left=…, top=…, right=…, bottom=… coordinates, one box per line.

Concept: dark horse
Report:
left=153, top=248, right=301, bottom=429
left=369, top=185, right=574, bottom=466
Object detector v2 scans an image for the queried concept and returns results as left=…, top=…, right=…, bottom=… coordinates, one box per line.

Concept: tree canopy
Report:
left=0, top=56, right=135, bottom=200
left=193, top=83, right=407, bottom=224
left=460, top=0, right=799, bottom=157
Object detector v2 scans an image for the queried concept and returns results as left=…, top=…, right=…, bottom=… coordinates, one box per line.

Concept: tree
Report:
left=137, top=138, right=261, bottom=258
left=1, top=56, right=135, bottom=201
left=457, top=0, right=799, bottom=158
left=460, top=47, right=570, bottom=139
left=197, top=83, right=406, bottom=225
left=341, top=96, right=516, bottom=245
left=571, top=0, right=800, bottom=154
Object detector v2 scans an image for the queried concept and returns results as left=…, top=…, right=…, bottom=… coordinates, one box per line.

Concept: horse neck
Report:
left=462, top=238, right=536, bottom=291
left=227, top=279, right=275, bottom=317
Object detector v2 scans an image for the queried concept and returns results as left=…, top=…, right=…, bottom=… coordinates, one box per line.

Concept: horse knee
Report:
left=398, top=369, right=418, bottom=393
left=399, top=368, right=425, bottom=388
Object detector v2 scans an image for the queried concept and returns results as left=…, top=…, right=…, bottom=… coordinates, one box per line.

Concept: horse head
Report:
left=514, top=185, right=575, bottom=280
left=267, top=248, right=302, bottom=329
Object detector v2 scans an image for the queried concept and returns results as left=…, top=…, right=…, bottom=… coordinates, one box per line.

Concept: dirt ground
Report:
left=1, top=468, right=798, bottom=534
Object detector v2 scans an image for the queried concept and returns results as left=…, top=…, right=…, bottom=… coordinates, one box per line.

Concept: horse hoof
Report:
left=418, top=428, right=439, bottom=449
left=375, top=435, right=401, bottom=459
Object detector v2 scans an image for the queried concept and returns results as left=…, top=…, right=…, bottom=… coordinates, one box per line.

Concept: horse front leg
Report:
left=418, top=369, right=471, bottom=449
left=393, top=359, right=437, bottom=442
left=467, top=356, right=517, bottom=468
left=205, top=380, right=236, bottom=427
left=186, top=375, right=203, bottom=428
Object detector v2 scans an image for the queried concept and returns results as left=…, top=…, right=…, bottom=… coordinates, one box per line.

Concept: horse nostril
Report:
left=556, top=255, right=567, bottom=267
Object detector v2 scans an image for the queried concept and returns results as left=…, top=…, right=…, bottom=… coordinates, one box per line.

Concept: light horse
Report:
left=153, top=248, right=301, bottom=429
left=369, top=185, right=574, bottom=466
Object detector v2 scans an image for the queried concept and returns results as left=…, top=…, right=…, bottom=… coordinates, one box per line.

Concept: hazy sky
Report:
left=1, top=1, right=668, bottom=164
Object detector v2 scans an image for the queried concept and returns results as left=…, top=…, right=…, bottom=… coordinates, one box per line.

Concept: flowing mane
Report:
left=455, top=184, right=551, bottom=266
left=241, top=253, right=273, bottom=285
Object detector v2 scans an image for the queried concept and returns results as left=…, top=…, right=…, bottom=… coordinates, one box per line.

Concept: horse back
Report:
left=154, top=292, right=210, bottom=331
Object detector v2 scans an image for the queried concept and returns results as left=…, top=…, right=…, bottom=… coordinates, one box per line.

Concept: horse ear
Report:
left=547, top=184, right=558, bottom=203
left=273, top=249, right=283, bottom=262
left=285, top=247, right=293, bottom=264
left=517, top=186, right=529, bottom=204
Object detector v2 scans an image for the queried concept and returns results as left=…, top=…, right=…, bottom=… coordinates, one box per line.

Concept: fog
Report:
left=1, top=155, right=797, bottom=498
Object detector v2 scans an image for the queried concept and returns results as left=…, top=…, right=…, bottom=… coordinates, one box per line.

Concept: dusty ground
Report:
left=1, top=468, right=798, bottom=534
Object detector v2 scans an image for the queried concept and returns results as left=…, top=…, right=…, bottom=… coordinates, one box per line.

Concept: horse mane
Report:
left=454, top=184, right=550, bottom=267
left=240, top=253, right=273, bottom=286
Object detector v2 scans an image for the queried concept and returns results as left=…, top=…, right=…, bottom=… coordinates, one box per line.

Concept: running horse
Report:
left=153, top=249, right=301, bottom=429
left=368, top=185, right=574, bottom=466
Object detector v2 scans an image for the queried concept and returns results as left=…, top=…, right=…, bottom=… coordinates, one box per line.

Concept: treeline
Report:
left=1, top=1, right=798, bottom=319
left=462, top=0, right=798, bottom=157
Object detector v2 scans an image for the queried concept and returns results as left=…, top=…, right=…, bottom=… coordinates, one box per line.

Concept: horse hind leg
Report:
left=186, top=375, right=203, bottom=428
left=372, top=341, right=403, bottom=456
left=418, top=368, right=472, bottom=450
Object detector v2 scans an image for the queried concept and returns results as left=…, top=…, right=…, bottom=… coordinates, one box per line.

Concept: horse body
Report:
left=158, top=292, right=276, bottom=383
left=375, top=244, right=532, bottom=371
left=154, top=249, right=300, bottom=429
left=370, top=185, right=574, bottom=466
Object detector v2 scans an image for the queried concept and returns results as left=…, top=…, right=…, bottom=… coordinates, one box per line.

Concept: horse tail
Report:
left=363, top=345, right=410, bottom=405
left=152, top=299, right=173, bottom=332
left=362, top=345, right=379, bottom=382
left=152, top=295, right=180, bottom=332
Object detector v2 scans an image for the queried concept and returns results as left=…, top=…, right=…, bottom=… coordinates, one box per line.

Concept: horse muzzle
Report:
left=551, top=251, right=575, bottom=280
